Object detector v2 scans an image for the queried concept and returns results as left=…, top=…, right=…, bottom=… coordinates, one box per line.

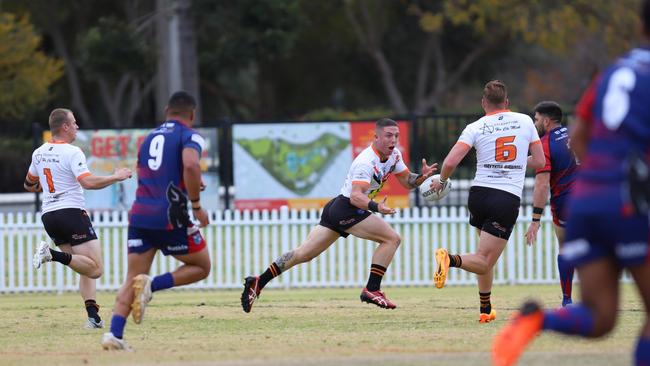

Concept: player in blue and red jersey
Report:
left=101, top=91, right=212, bottom=350
left=494, top=2, right=650, bottom=365
left=525, top=101, right=578, bottom=307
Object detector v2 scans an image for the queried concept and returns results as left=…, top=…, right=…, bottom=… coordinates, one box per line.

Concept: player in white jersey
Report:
left=240, top=118, right=437, bottom=311
left=429, top=81, right=545, bottom=323
left=24, top=108, right=132, bottom=328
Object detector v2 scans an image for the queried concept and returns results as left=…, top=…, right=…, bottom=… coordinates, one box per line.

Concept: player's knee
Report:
left=384, top=232, right=401, bottom=248
left=88, top=268, right=102, bottom=279
left=199, top=260, right=211, bottom=279
left=591, top=311, right=617, bottom=337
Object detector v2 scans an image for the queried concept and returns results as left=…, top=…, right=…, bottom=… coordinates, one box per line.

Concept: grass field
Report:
left=0, top=284, right=644, bottom=366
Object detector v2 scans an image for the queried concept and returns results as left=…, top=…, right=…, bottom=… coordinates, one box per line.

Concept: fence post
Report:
left=280, top=206, right=290, bottom=290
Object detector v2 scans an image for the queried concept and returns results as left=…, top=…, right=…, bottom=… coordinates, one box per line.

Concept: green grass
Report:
left=0, top=284, right=643, bottom=366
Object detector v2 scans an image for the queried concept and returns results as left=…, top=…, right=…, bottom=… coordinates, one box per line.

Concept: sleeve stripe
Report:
left=76, top=172, right=92, bottom=181
left=27, top=172, right=39, bottom=181
left=456, top=141, right=471, bottom=148
left=530, top=140, right=541, bottom=145
left=351, top=180, right=370, bottom=188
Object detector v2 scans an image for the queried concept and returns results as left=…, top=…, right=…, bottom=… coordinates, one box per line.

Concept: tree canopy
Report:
left=0, top=13, right=62, bottom=120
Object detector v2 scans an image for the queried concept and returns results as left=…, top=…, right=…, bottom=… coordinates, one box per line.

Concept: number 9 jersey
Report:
left=457, top=110, right=540, bottom=198
left=129, top=120, right=205, bottom=230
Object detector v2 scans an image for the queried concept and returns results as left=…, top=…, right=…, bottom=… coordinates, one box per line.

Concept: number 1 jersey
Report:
left=129, top=120, right=205, bottom=229
left=28, top=142, right=91, bottom=213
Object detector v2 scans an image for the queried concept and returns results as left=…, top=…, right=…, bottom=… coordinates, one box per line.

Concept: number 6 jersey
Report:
left=28, top=141, right=91, bottom=213
left=457, top=110, right=540, bottom=198
left=129, top=120, right=205, bottom=229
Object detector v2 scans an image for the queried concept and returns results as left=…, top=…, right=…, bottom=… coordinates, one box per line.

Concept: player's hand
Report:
left=378, top=196, right=396, bottom=215
left=429, top=176, right=447, bottom=193
left=525, top=222, right=540, bottom=246
left=193, top=207, right=210, bottom=227
left=200, top=180, right=206, bottom=191
left=420, top=159, right=438, bottom=179
left=114, top=167, right=133, bottom=181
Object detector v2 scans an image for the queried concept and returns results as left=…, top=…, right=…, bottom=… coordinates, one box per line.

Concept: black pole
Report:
left=32, top=122, right=42, bottom=213
left=218, top=118, right=233, bottom=210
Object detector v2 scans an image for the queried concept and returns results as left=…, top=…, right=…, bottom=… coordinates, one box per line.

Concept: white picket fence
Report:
left=0, top=206, right=561, bottom=293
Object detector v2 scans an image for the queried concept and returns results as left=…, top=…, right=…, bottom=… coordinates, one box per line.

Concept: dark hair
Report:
left=483, top=80, right=507, bottom=105
left=49, top=108, right=72, bottom=134
left=167, top=91, right=196, bottom=117
left=534, top=101, right=563, bottom=123
left=375, top=118, right=398, bottom=130
left=641, top=0, right=650, bottom=37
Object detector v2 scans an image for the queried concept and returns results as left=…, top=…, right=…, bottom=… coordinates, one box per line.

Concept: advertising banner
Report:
left=43, top=127, right=219, bottom=210
left=233, top=120, right=410, bottom=210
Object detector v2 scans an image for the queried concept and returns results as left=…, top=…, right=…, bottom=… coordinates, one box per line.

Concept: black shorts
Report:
left=468, top=186, right=520, bottom=240
left=41, top=208, right=98, bottom=246
left=319, top=195, right=371, bottom=238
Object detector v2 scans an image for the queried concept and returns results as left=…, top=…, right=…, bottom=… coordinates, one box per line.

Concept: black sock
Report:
left=85, top=299, right=101, bottom=322
left=479, top=292, right=491, bottom=314
left=49, top=248, right=72, bottom=265
left=449, top=254, right=463, bottom=268
left=258, top=263, right=281, bottom=290
left=366, top=264, right=387, bottom=292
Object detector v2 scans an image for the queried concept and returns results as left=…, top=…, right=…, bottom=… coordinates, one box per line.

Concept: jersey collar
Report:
left=371, top=144, right=389, bottom=162
left=485, top=109, right=511, bottom=116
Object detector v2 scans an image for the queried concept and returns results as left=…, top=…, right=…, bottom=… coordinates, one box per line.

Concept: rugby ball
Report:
left=419, top=174, right=452, bottom=202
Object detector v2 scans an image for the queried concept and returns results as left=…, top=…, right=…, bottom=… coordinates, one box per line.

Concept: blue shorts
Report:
left=550, top=199, right=568, bottom=227
left=563, top=210, right=649, bottom=268
left=127, top=226, right=206, bottom=256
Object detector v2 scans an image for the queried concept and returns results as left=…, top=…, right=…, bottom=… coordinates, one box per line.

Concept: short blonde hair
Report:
left=48, top=108, right=73, bottom=134
left=483, top=80, right=507, bottom=105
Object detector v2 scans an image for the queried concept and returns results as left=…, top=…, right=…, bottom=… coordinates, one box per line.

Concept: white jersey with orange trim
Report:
left=28, top=142, right=91, bottom=213
left=340, top=145, right=408, bottom=199
left=457, top=110, right=540, bottom=198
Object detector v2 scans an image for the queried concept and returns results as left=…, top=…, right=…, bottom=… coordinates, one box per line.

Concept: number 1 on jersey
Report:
left=43, top=168, right=55, bottom=193
left=495, top=136, right=517, bottom=162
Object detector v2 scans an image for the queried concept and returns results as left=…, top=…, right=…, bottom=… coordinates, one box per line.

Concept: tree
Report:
left=193, top=0, right=302, bottom=119
left=77, top=17, right=154, bottom=127
left=344, top=0, right=641, bottom=115
left=0, top=13, right=63, bottom=120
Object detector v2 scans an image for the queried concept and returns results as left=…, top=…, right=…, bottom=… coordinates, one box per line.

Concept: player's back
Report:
left=130, top=121, right=205, bottom=229
left=574, top=46, right=650, bottom=211
left=540, top=127, right=577, bottom=200
left=461, top=110, right=540, bottom=198
left=30, top=142, right=89, bottom=213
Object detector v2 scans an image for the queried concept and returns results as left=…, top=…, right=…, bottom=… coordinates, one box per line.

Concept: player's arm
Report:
left=349, top=183, right=395, bottom=215
left=182, top=147, right=209, bottom=226
left=79, top=169, right=132, bottom=190
left=394, top=159, right=438, bottom=189
left=23, top=172, right=41, bottom=193
left=430, top=142, right=471, bottom=192
left=525, top=172, right=550, bottom=245
left=527, top=141, right=545, bottom=170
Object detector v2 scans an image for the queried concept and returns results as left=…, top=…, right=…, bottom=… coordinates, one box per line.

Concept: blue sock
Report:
left=151, top=272, right=175, bottom=292
left=557, top=254, right=574, bottom=303
left=635, top=336, right=650, bottom=366
left=110, top=314, right=127, bottom=339
left=542, top=304, right=594, bottom=336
